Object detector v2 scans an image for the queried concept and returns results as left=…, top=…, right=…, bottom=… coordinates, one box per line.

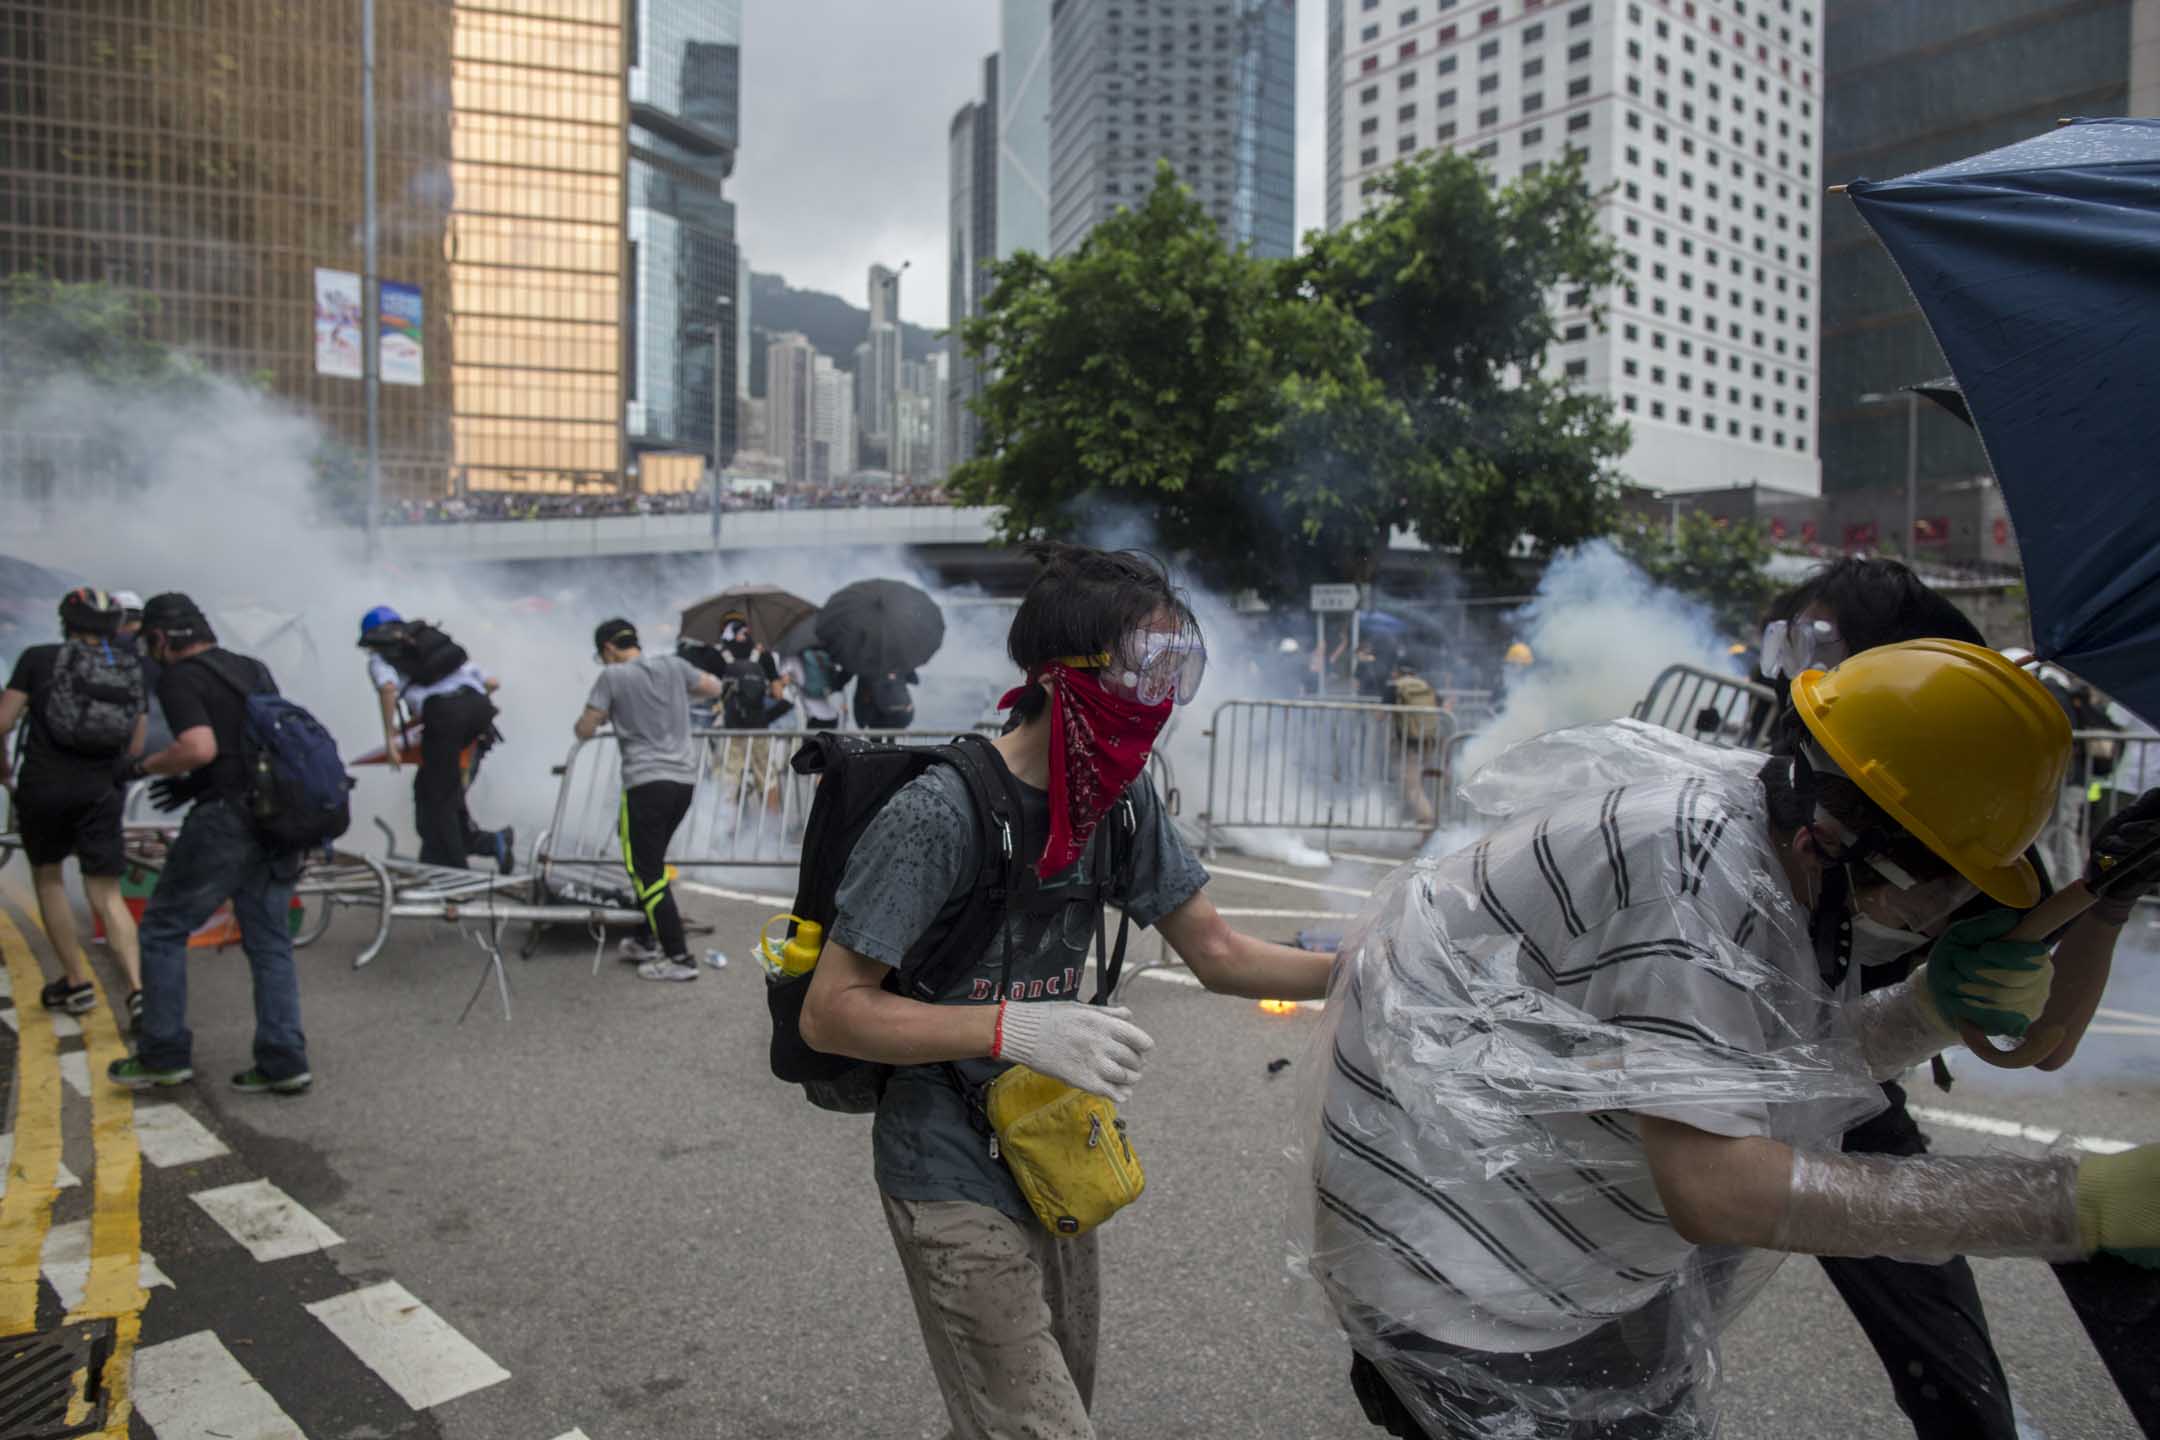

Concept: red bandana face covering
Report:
left=998, top=662, right=1171, bottom=877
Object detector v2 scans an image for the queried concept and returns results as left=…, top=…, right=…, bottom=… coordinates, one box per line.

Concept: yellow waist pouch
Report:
left=984, top=1064, right=1145, bottom=1238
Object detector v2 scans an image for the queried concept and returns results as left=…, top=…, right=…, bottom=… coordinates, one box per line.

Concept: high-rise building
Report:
left=735, top=249, right=753, bottom=402
left=0, top=1, right=455, bottom=501
left=862, top=263, right=904, bottom=456
left=1000, top=1, right=1057, bottom=259
left=1820, top=0, right=2160, bottom=498
left=948, top=60, right=999, bottom=471
left=813, top=356, right=856, bottom=484
left=449, top=0, right=626, bottom=494
left=1325, top=0, right=1823, bottom=497
left=625, top=0, right=742, bottom=474
left=1048, top=0, right=1297, bottom=260
left=766, top=331, right=816, bottom=485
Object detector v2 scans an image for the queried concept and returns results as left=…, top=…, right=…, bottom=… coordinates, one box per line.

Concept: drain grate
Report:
left=0, top=1320, right=115, bottom=1440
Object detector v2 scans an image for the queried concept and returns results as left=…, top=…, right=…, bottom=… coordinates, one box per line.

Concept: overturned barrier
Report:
left=1630, top=663, right=1777, bottom=748
left=1197, top=699, right=1459, bottom=850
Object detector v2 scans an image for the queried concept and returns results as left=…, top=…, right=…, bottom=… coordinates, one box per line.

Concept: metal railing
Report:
left=1630, top=664, right=1777, bottom=749
left=533, top=727, right=1179, bottom=897
left=1197, top=699, right=1458, bottom=847
left=2038, top=730, right=2160, bottom=900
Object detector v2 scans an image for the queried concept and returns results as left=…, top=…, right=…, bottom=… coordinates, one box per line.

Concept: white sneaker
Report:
left=618, top=935, right=663, bottom=964
left=637, top=958, right=699, bottom=983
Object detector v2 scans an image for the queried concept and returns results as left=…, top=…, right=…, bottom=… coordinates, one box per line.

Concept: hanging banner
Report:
left=380, top=281, right=424, bottom=386
left=313, top=268, right=363, bottom=379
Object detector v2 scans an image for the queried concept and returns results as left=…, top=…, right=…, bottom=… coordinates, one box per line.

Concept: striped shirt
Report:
left=1304, top=723, right=1872, bottom=1358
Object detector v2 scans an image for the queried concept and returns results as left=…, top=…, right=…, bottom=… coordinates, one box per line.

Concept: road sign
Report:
left=1309, top=583, right=1360, bottom=613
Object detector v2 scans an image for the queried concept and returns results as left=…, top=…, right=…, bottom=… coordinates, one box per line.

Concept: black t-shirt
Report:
left=6, top=644, right=130, bottom=797
left=158, top=649, right=274, bottom=806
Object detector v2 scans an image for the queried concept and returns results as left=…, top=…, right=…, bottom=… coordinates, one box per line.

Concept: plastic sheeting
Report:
left=1292, top=720, right=1886, bottom=1437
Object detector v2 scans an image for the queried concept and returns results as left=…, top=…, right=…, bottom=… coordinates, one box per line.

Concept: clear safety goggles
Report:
left=1760, top=617, right=1845, bottom=680
left=1062, top=626, right=1208, bottom=707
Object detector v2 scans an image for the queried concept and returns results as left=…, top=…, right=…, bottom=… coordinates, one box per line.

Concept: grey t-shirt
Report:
left=831, top=761, right=1208, bottom=1219
left=585, top=655, right=704, bottom=787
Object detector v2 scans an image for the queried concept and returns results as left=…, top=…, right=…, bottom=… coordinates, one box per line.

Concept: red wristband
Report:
left=992, top=1000, right=1007, bottom=1060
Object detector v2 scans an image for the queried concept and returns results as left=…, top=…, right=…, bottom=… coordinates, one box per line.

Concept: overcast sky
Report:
left=732, top=1, right=1330, bottom=332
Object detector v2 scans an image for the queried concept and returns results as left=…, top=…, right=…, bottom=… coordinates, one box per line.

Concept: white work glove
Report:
left=994, top=1001, right=1155, bottom=1105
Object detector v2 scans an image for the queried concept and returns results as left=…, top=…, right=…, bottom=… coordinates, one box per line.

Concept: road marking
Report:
left=59, top=1050, right=90, bottom=1097
left=2097, top=1005, right=2160, bottom=1027
left=1203, top=863, right=1374, bottom=899
left=679, top=879, right=792, bottom=907
left=190, top=1179, right=344, bottom=1262
left=0, top=1136, right=79, bottom=1192
left=0, top=909, right=66, bottom=1335
left=133, top=1330, right=308, bottom=1440
left=0, top=1008, right=81, bottom=1038
left=1909, top=1104, right=2136, bottom=1156
left=550, top=1432, right=593, bottom=1440
left=68, top=956, right=150, bottom=1435
left=1126, top=967, right=1323, bottom=1008
left=306, top=1280, right=510, bottom=1410
left=1214, top=908, right=1360, bottom=920
left=135, top=1103, right=232, bottom=1168
left=40, top=1219, right=170, bottom=1312
left=2085, top=1023, right=2160, bottom=1039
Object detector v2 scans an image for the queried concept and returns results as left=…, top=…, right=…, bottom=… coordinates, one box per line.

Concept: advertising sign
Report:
left=380, top=281, right=424, bottom=386
left=313, top=268, right=363, bottom=379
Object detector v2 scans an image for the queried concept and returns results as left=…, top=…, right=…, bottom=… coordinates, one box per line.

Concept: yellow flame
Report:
left=1258, top=999, right=1299, bottom=1015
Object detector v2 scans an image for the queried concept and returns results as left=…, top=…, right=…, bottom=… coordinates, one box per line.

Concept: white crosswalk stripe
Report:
left=58, top=1048, right=88, bottom=1096
left=0, top=1006, right=79, bottom=1037
left=136, top=1102, right=232, bottom=1168
left=305, top=1280, right=510, bottom=1410
left=0, top=1133, right=79, bottom=1191
left=40, top=1218, right=171, bottom=1312
left=190, top=1178, right=344, bottom=1262
left=132, top=1330, right=309, bottom=1440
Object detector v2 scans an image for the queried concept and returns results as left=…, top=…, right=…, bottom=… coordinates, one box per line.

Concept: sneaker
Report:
left=40, top=978, right=96, bottom=1015
left=636, top=958, right=699, bottom=983
left=109, top=1056, right=193, bottom=1089
left=492, top=826, right=517, bottom=877
left=618, top=935, right=664, bottom=965
left=126, top=990, right=144, bottom=1035
left=231, top=1068, right=312, bottom=1096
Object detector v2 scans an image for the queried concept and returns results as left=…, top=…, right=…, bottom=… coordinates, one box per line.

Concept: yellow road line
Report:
left=0, top=907, right=64, bottom=1335
left=65, top=942, right=145, bottom=1436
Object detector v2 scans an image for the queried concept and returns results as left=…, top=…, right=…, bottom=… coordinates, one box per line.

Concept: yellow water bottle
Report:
left=759, top=914, right=824, bottom=978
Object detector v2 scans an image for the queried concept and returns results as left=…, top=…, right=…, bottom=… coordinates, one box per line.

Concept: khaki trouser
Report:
left=881, top=1193, right=1102, bottom=1440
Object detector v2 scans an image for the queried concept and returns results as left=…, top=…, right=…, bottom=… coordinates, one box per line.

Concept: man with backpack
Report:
left=356, top=605, right=512, bottom=872
left=0, top=588, right=148, bottom=1027
left=852, top=668, right=918, bottom=730
left=794, top=544, right=1334, bottom=1439
left=108, top=592, right=319, bottom=1095
left=575, top=618, right=724, bottom=981
left=780, top=644, right=848, bottom=731
left=1383, top=659, right=1444, bottom=828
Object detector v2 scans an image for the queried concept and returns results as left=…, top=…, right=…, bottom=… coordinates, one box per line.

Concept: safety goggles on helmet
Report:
left=1059, top=625, right=1208, bottom=707
left=1760, top=616, right=1843, bottom=680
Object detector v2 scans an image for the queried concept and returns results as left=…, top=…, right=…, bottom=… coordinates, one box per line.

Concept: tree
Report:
left=0, top=273, right=204, bottom=395
left=950, top=166, right=1416, bottom=595
left=1617, top=509, right=1778, bottom=634
left=1292, top=149, right=1631, bottom=578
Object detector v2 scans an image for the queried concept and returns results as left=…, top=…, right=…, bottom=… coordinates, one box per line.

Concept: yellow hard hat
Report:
left=1791, top=639, right=2069, bottom=908
left=1504, top=641, right=1534, bottom=666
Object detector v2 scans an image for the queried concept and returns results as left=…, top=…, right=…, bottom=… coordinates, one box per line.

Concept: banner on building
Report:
left=380, top=281, right=424, bottom=386
left=1843, top=520, right=1879, bottom=549
left=313, top=268, right=363, bottom=379
left=1914, top=516, right=1950, bottom=547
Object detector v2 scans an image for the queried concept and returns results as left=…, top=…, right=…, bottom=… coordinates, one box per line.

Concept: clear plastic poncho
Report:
left=1290, top=721, right=1887, bottom=1438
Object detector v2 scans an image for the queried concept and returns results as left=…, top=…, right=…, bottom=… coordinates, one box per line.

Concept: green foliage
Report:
left=1617, top=510, right=1778, bottom=634
left=0, top=273, right=204, bottom=397
left=952, top=151, right=1630, bottom=596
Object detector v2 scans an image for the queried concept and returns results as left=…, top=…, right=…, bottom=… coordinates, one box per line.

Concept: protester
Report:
left=779, top=644, right=849, bottom=732
left=1756, top=556, right=2151, bottom=1438
left=852, top=669, right=917, bottom=730
left=108, top=592, right=311, bottom=1094
left=110, top=589, right=172, bottom=753
left=1301, top=638, right=2160, bottom=1439
left=0, top=588, right=148, bottom=1027
left=1382, top=659, right=1442, bottom=828
left=701, top=619, right=791, bottom=809
left=798, top=544, right=1338, bottom=1439
left=575, top=618, right=723, bottom=982
left=356, top=605, right=512, bottom=872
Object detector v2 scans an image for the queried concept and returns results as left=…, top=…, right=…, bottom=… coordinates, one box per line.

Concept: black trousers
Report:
left=619, top=780, right=694, bottom=960
left=416, top=688, right=497, bottom=869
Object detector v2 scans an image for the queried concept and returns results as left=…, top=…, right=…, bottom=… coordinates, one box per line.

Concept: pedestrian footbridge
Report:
left=381, top=505, right=1003, bottom=565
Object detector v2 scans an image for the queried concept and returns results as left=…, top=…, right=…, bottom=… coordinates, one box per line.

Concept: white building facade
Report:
left=1325, top=0, right=1823, bottom=496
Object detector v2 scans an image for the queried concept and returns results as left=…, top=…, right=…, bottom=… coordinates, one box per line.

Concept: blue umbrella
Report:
left=1843, top=117, right=2160, bottom=726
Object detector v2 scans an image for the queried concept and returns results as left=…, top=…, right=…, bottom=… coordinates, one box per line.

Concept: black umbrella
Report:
left=680, top=585, right=817, bottom=652
left=815, top=579, right=945, bottom=678
left=774, top=611, right=823, bottom=658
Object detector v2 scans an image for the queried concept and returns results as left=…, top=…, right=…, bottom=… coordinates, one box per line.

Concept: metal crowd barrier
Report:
left=1630, top=664, right=1777, bottom=748
left=1196, top=699, right=1458, bottom=849
left=533, top=728, right=1179, bottom=900
left=2037, top=730, right=2160, bottom=905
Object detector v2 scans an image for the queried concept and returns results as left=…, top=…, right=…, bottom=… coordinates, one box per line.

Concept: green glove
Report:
left=2076, top=1146, right=2160, bottom=1269
left=1915, top=908, right=2051, bottom=1038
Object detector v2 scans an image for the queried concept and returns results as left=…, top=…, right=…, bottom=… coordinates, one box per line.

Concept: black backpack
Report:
left=767, top=731, right=1137, bottom=1114
left=41, top=638, right=143, bottom=756
left=196, top=653, right=354, bottom=854
left=368, top=620, right=468, bottom=688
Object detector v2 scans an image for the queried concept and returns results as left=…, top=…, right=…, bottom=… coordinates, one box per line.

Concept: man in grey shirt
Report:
left=576, top=619, right=722, bottom=981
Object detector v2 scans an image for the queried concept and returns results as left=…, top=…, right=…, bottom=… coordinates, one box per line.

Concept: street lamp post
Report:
left=361, top=0, right=381, bottom=563
left=1858, top=389, right=1920, bottom=560
left=713, top=291, right=733, bottom=554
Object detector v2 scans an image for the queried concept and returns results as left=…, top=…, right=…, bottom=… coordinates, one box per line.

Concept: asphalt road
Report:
left=2, top=850, right=2155, bottom=1439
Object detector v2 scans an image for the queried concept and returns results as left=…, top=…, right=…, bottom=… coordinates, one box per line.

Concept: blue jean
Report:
left=137, top=798, right=308, bottom=1079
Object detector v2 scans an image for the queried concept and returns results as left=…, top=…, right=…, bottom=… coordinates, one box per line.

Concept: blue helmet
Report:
left=359, top=605, right=402, bottom=643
